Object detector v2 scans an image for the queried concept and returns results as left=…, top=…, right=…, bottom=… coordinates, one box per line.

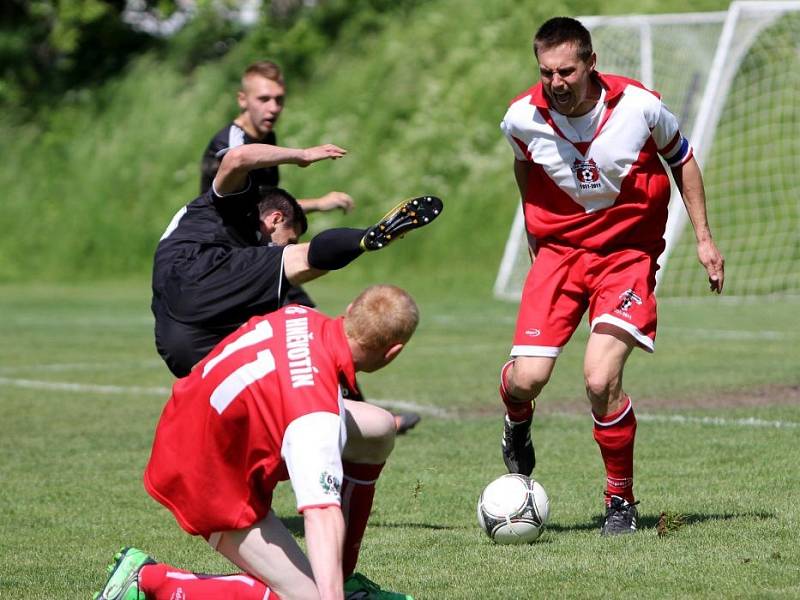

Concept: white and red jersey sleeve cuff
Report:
left=653, top=104, right=693, bottom=167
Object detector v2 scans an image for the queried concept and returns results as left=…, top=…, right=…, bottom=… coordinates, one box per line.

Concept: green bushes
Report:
left=0, top=0, right=729, bottom=290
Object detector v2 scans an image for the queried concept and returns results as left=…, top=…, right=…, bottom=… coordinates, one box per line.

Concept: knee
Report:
left=369, top=410, right=397, bottom=462
left=507, top=359, right=551, bottom=398
left=583, top=368, right=613, bottom=402
left=343, top=406, right=396, bottom=464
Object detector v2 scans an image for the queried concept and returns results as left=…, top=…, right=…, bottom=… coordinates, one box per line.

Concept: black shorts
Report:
left=152, top=244, right=289, bottom=377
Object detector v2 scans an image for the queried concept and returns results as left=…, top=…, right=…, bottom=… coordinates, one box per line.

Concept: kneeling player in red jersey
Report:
left=96, top=285, right=418, bottom=600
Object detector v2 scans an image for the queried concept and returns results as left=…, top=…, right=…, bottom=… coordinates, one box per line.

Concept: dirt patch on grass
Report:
left=536, top=384, right=800, bottom=415
left=633, top=384, right=800, bottom=411
left=460, top=384, right=800, bottom=418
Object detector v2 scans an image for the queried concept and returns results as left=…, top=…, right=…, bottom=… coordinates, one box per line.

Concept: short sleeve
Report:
left=211, top=176, right=255, bottom=201
left=652, top=103, right=693, bottom=167
left=501, top=117, right=529, bottom=161
left=282, top=410, right=347, bottom=512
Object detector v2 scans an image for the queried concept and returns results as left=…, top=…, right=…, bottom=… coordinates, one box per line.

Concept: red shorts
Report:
left=512, top=243, right=659, bottom=357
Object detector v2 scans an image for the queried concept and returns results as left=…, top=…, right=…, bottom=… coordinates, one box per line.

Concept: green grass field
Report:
left=1, top=279, right=798, bottom=599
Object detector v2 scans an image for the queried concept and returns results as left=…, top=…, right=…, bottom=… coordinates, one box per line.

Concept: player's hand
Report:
left=697, top=239, right=724, bottom=293
left=297, top=144, right=347, bottom=167
left=316, top=191, right=354, bottom=214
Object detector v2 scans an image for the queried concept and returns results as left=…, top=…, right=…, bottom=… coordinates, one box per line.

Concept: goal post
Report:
left=659, top=1, right=800, bottom=297
left=493, top=1, right=800, bottom=300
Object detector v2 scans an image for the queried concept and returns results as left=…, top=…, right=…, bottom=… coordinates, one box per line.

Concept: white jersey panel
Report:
left=501, top=83, right=674, bottom=214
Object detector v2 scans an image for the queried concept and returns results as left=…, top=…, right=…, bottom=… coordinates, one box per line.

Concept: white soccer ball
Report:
left=477, top=473, right=550, bottom=544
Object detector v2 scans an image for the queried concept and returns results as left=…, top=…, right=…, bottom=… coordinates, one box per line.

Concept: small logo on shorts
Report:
left=524, top=328, right=541, bottom=337
left=320, top=471, right=341, bottom=496
left=617, top=289, right=642, bottom=312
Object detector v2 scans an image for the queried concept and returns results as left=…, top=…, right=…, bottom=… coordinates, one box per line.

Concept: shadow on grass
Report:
left=546, top=511, right=776, bottom=533
left=281, top=512, right=775, bottom=537
left=367, top=521, right=458, bottom=530
left=279, top=515, right=460, bottom=536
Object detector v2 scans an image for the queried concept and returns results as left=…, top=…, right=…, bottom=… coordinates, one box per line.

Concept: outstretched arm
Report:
left=299, top=192, right=355, bottom=214
left=214, top=143, right=347, bottom=194
left=671, top=156, right=725, bottom=293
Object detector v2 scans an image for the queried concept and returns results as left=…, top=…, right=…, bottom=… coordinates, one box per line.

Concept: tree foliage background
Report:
left=1, top=0, right=150, bottom=109
left=0, top=0, right=730, bottom=286
left=0, top=0, right=423, bottom=111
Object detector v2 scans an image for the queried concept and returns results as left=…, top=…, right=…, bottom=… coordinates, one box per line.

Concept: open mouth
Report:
left=552, top=90, right=571, bottom=105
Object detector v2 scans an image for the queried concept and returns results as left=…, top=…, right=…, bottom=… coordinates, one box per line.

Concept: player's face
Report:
left=238, top=75, right=285, bottom=139
left=537, top=42, right=597, bottom=117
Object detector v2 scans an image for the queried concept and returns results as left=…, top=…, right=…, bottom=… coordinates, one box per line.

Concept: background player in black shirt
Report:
left=196, top=61, right=424, bottom=432
left=201, top=60, right=352, bottom=310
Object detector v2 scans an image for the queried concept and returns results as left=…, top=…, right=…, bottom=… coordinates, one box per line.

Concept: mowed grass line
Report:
left=0, top=282, right=798, bottom=598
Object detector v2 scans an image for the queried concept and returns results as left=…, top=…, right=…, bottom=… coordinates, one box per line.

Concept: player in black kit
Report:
left=152, top=140, right=442, bottom=380
left=194, top=61, right=424, bottom=432
left=200, top=61, right=354, bottom=310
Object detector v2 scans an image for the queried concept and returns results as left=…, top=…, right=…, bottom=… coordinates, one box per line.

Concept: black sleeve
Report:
left=200, top=128, right=231, bottom=194
left=200, top=150, right=221, bottom=194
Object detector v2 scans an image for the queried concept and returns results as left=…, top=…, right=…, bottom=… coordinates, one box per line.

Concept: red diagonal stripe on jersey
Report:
left=512, top=135, right=533, bottom=160
left=538, top=95, right=621, bottom=158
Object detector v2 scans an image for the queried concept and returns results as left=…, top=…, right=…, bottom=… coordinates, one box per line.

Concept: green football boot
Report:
left=344, top=572, right=414, bottom=599
left=94, top=547, right=156, bottom=600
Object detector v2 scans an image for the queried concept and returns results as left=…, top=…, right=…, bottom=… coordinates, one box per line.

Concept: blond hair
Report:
left=242, top=61, right=284, bottom=87
left=344, top=285, right=419, bottom=351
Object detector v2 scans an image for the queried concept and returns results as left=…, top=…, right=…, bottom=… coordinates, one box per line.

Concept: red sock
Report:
left=341, top=461, right=384, bottom=578
left=499, top=360, right=533, bottom=421
left=592, top=395, right=637, bottom=503
left=139, top=563, right=275, bottom=599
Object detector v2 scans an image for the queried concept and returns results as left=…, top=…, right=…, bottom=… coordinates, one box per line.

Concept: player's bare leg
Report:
left=95, top=516, right=307, bottom=600
left=342, top=399, right=396, bottom=464
left=583, top=324, right=635, bottom=416
left=214, top=511, right=319, bottom=599
left=499, top=356, right=556, bottom=476
left=584, top=324, right=639, bottom=535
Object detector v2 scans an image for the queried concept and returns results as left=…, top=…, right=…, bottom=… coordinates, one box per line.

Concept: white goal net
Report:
left=494, top=1, right=800, bottom=300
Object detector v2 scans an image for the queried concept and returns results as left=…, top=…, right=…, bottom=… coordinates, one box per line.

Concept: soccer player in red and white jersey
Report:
left=95, top=285, right=418, bottom=600
left=497, top=17, right=725, bottom=535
